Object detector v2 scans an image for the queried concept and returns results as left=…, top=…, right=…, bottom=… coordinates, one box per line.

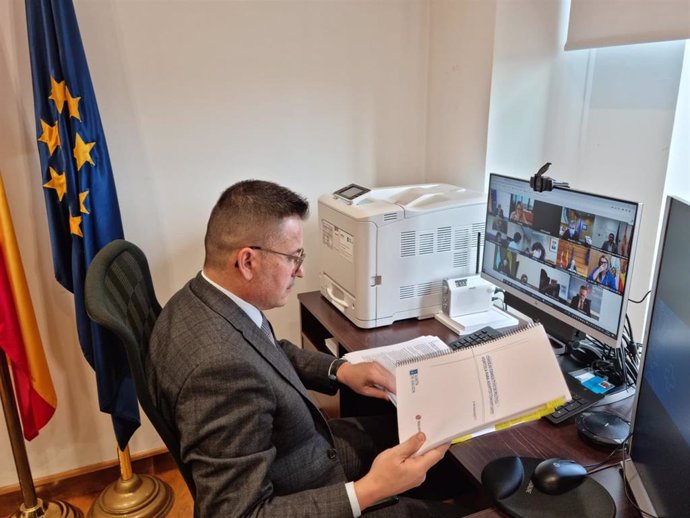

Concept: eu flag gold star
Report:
left=65, top=87, right=81, bottom=120
left=48, top=77, right=66, bottom=114
left=69, top=212, right=83, bottom=237
left=37, top=119, right=61, bottom=156
left=43, top=167, right=67, bottom=201
left=79, top=190, right=90, bottom=214
left=73, top=133, right=95, bottom=170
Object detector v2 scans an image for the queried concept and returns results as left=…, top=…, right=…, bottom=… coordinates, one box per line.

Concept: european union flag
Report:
left=25, top=0, right=139, bottom=448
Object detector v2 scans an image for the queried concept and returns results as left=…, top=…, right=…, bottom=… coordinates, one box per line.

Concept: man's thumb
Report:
left=398, top=432, right=426, bottom=457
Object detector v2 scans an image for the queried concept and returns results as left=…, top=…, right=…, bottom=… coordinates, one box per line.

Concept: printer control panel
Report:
left=333, top=183, right=370, bottom=204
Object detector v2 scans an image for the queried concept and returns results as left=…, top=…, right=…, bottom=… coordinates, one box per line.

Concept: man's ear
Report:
left=235, top=247, right=255, bottom=280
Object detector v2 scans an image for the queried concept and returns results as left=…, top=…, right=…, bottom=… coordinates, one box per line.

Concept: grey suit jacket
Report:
left=147, top=273, right=352, bottom=517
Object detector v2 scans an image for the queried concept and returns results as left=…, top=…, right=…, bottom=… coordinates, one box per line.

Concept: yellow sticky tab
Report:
left=494, top=397, right=567, bottom=430
left=448, top=397, right=567, bottom=443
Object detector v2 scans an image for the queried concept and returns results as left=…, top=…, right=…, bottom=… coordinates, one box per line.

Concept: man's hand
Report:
left=353, top=432, right=450, bottom=510
left=335, top=361, right=394, bottom=400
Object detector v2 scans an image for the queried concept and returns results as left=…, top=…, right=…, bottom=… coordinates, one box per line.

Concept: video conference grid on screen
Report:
left=482, top=175, right=638, bottom=340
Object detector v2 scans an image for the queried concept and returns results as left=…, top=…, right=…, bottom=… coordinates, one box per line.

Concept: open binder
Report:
left=394, top=323, right=570, bottom=454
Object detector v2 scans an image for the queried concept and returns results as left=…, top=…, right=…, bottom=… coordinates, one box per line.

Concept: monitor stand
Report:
left=597, top=384, right=635, bottom=405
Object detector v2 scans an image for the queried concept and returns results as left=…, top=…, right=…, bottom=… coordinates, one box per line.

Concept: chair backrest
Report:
left=84, top=239, right=196, bottom=497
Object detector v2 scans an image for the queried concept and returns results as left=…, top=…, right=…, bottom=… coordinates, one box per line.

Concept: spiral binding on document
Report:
left=395, top=322, right=542, bottom=367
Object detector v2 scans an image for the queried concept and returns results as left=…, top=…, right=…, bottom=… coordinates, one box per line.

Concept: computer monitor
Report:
left=625, top=195, right=690, bottom=516
left=480, top=173, right=642, bottom=349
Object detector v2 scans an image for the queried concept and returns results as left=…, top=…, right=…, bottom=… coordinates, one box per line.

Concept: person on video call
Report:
left=508, top=231, right=522, bottom=251
left=587, top=254, right=617, bottom=290
left=543, top=279, right=560, bottom=297
left=569, top=285, right=592, bottom=317
left=530, top=242, right=545, bottom=261
left=495, top=204, right=505, bottom=219
left=563, top=219, right=580, bottom=241
left=147, top=180, right=471, bottom=517
left=601, top=233, right=617, bottom=253
left=499, top=255, right=512, bottom=275
left=509, top=201, right=528, bottom=224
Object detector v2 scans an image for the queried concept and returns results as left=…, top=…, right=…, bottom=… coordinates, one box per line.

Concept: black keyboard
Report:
left=447, top=326, right=504, bottom=350
left=545, top=375, right=605, bottom=424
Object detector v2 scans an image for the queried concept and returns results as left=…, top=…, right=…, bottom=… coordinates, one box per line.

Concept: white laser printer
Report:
left=319, top=183, right=486, bottom=328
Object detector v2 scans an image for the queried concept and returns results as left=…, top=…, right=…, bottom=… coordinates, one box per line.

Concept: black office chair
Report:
left=84, top=239, right=196, bottom=498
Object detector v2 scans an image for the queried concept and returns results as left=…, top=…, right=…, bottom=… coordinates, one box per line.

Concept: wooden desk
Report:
left=298, top=291, right=459, bottom=354
left=298, top=291, right=640, bottom=518
left=451, top=398, right=636, bottom=517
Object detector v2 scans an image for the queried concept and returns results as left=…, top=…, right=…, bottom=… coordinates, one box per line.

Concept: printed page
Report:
left=344, top=335, right=450, bottom=376
left=395, top=324, right=570, bottom=454
left=344, top=336, right=451, bottom=405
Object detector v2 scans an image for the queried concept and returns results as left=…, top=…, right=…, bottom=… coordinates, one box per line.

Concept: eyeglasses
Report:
left=248, top=246, right=306, bottom=272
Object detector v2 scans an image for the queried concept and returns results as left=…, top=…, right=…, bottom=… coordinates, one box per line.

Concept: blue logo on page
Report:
left=409, top=369, right=419, bottom=393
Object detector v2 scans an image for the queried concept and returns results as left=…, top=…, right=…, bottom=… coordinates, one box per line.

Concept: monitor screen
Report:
left=481, top=174, right=641, bottom=348
left=625, top=196, right=690, bottom=516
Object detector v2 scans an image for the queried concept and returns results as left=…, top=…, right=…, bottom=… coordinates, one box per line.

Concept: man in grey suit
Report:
left=147, top=180, right=470, bottom=517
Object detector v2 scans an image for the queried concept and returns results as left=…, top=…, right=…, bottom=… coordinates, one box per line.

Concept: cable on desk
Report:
left=580, top=432, right=659, bottom=517
left=586, top=460, right=623, bottom=476
left=586, top=319, right=639, bottom=387
left=583, top=425, right=630, bottom=472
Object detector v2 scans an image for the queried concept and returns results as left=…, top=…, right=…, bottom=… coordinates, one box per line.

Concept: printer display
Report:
left=319, top=183, right=487, bottom=328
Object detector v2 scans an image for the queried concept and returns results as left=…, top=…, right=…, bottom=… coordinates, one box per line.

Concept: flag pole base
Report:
left=87, top=474, right=173, bottom=518
left=10, top=498, right=84, bottom=518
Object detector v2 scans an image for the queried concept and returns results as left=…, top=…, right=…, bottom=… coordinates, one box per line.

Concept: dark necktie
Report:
left=261, top=314, right=291, bottom=363
left=260, top=313, right=276, bottom=346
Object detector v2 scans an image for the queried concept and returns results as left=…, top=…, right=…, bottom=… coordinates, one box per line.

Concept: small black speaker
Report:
left=576, top=411, right=630, bottom=449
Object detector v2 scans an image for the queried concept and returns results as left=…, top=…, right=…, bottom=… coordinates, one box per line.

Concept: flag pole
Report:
left=87, top=444, right=174, bottom=518
left=0, top=352, right=82, bottom=518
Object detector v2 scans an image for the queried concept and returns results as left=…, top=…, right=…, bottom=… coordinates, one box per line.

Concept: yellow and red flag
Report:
left=0, top=174, right=57, bottom=440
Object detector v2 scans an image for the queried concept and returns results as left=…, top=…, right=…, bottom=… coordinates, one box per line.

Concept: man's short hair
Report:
left=204, top=180, right=309, bottom=269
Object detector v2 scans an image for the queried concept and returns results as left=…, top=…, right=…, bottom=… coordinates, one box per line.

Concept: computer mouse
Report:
left=531, top=458, right=587, bottom=495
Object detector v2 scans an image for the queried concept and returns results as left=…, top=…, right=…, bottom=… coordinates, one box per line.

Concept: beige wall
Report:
left=0, top=0, right=446, bottom=487
left=425, top=0, right=497, bottom=192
